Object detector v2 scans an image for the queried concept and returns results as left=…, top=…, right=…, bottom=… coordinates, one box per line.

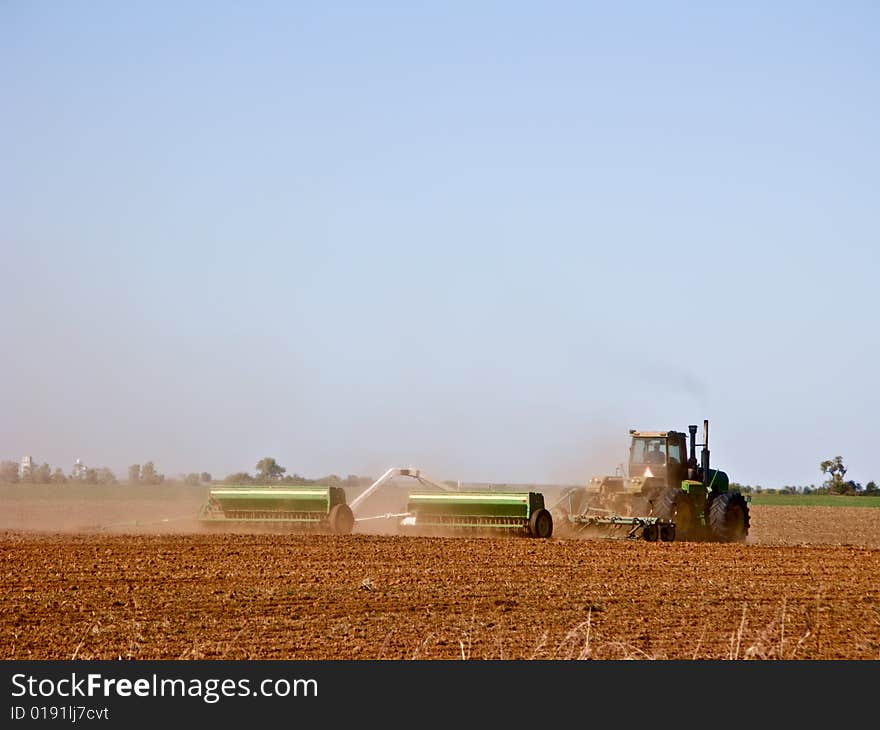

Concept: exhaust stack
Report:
left=687, top=424, right=698, bottom=477
left=701, top=419, right=710, bottom=489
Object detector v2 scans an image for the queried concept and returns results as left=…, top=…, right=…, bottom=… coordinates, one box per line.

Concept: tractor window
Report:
left=668, top=442, right=682, bottom=465
left=632, top=439, right=667, bottom=465
left=631, top=440, right=646, bottom=464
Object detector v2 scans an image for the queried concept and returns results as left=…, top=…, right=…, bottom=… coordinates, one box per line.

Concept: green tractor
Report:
left=552, top=420, right=750, bottom=542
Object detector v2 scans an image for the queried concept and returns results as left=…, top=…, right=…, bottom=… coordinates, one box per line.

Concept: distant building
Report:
left=19, top=456, right=33, bottom=480
left=71, top=459, right=87, bottom=480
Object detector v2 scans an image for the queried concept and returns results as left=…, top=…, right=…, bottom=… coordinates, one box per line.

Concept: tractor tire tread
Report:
left=708, top=491, right=750, bottom=543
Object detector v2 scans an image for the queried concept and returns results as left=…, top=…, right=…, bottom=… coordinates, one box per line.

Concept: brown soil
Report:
left=2, top=503, right=878, bottom=660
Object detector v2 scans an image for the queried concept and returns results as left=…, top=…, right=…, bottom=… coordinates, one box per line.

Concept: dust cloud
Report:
left=0, top=484, right=208, bottom=535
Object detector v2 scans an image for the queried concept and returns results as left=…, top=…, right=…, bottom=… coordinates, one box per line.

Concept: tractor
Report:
left=552, top=420, right=750, bottom=542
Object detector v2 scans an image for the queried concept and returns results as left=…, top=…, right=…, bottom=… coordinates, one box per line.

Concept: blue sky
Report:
left=2, top=1, right=878, bottom=487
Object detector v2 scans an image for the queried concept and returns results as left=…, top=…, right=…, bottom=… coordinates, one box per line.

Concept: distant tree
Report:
left=0, top=461, right=19, bottom=484
left=864, top=481, right=878, bottom=495
left=224, top=472, right=253, bottom=484
left=255, top=457, right=286, bottom=482
left=184, top=473, right=201, bottom=486
left=820, top=457, right=849, bottom=495
left=84, top=468, right=99, bottom=485
left=140, top=461, right=164, bottom=485
left=51, top=467, right=68, bottom=484
left=128, top=464, right=141, bottom=484
left=315, top=474, right=342, bottom=487
left=96, top=467, right=117, bottom=485
left=32, top=463, right=52, bottom=484
left=819, top=456, right=863, bottom=495
left=200, top=472, right=212, bottom=484
left=281, top=472, right=312, bottom=485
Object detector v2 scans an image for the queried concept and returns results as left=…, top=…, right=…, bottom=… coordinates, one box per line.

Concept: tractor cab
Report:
left=628, top=430, right=689, bottom=489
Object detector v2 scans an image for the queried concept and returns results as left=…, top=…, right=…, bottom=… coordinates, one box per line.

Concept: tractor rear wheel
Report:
left=708, top=491, right=750, bottom=543
left=655, top=488, right=695, bottom=541
left=329, top=504, right=355, bottom=535
left=529, top=508, right=553, bottom=539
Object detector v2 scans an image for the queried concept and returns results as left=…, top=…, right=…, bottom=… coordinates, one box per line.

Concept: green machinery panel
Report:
left=204, top=485, right=346, bottom=517
left=406, top=491, right=544, bottom=524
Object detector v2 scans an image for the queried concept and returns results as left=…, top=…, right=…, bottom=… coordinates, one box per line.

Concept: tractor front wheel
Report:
left=655, top=488, right=696, bottom=541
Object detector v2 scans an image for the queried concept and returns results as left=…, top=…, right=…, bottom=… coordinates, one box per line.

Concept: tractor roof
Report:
left=629, top=430, right=685, bottom=438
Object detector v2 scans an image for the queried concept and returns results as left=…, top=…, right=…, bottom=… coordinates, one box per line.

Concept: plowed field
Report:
left=2, top=502, right=878, bottom=660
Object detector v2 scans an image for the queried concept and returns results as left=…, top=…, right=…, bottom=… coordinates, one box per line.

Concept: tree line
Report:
left=0, top=461, right=92, bottom=484
left=222, top=457, right=374, bottom=489
left=732, top=456, right=878, bottom=496
left=2, top=453, right=874, bottom=494
left=0, top=459, right=210, bottom=486
left=0, top=455, right=373, bottom=489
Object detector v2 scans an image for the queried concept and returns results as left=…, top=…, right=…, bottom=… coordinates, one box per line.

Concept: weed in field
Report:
left=727, top=599, right=815, bottom=659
